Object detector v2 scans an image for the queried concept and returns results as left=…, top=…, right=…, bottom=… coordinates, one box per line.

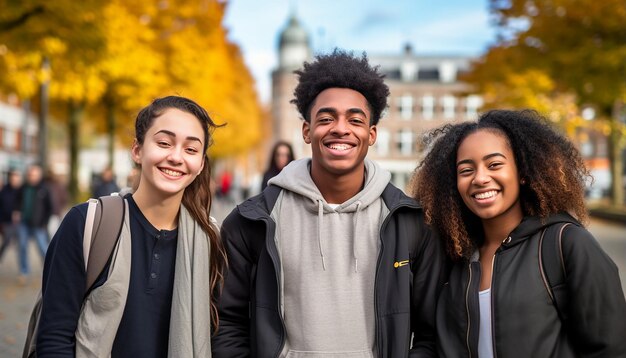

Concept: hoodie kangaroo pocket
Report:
left=285, top=349, right=374, bottom=358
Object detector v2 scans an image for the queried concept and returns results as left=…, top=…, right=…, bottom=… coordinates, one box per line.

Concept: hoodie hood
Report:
left=268, top=158, right=391, bottom=212
left=505, top=212, right=581, bottom=247
left=269, top=157, right=391, bottom=273
left=469, top=212, right=581, bottom=262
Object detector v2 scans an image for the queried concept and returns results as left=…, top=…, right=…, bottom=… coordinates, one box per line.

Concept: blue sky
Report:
left=223, top=0, right=498, bottom=103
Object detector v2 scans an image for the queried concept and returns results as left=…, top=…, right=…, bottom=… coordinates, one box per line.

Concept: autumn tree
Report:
left=1, top=0, right=264, bottom=203
left=93, top=0, right=263, bottom=167
left=95, top=0, right=167, bottom=168
left=0, top=1, right=108, bottom=201
left=467, top=0, right=626, bottom=205
left=149, top=0, right=263, bottom=159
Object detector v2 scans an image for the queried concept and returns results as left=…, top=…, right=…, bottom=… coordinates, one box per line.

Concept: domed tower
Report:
left=277, top=14, right=311, bottom=70
left=271, top=13, right=312, bottom=158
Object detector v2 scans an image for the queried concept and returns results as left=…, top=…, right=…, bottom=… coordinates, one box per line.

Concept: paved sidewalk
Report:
left=0, top=244, right=43, bottom=357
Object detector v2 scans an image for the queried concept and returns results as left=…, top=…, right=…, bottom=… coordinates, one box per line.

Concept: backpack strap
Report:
left=539, top=223, right=572, bottom=322
left=83, top=195, right=125, bottom=292
left=22, top=195, right=125, bottom=358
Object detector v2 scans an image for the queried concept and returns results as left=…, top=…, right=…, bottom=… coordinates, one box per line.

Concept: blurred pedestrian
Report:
left=93, top=166, right=120, bottom=198
left=0, top=170, right=22, bottom=263
left=44, top=169, right=69, bottom=236
left=410, top=109, right=626, bottom=357
left=36, top=96, right=227, bottom=357
left=261, top=141, right=295, bottom=191
left=17, top=164, right=53, bottom=281
left=217, top=170, right=232, bottom=200
left=125, top=167, right=140, bottom=193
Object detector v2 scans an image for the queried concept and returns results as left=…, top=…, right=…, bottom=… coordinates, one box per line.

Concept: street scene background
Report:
left=1, top=0, right=625, bottom=355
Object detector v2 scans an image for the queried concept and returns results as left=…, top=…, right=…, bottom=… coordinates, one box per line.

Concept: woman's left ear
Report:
left=520, top=177, right=527, bottom=185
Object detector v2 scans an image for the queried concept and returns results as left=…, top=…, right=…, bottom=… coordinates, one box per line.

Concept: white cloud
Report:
left=410, top=10, right=495, bottom=53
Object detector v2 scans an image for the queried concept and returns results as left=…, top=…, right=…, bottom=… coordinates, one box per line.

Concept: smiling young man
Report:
left=213, top=50, right=445, bottom=357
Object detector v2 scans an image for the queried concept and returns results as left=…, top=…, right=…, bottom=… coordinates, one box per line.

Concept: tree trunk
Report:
left=68, top=101, right=85, bottom=204
left=105, top=96, right=116, bottom=169
left=609, top=101, right=625, bottom=207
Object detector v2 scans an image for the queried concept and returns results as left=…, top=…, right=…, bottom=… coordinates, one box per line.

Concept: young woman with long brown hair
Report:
left=36, top=96, right=227, bottom=357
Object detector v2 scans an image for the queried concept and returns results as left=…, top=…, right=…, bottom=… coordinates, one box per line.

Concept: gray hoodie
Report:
left=268, top=158, right=391, bottom=358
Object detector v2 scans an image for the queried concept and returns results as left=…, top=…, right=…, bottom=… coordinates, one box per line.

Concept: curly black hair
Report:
left=291, top=48, right=390, bottom=125
left=409, top=109, right=591, bottom=259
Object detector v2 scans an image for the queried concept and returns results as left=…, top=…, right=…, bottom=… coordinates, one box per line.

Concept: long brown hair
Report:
left=135, top=96, right=227, bottom=330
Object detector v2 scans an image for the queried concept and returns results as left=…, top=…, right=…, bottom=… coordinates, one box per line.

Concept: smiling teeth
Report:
left=329, top=144, right=351, bottom=151
left=474, top=190, right=497, bottom=199
left=162, top=168, right=183, bottom=177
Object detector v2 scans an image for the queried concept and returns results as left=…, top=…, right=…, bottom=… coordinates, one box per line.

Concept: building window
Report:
left=376, top=128, right=390, bottom=156
left=397, top=129, right=413, bottom=156
left=28, top=134, right=37, bottom=154
left=16, top=129, right=22, bottom=152
left=400, top=61, right=418, bottom=82
left=422, top=95, right=434, bottom=120
left=442, top=95, right=456, bottom=119
left=3, top=129, right=17, bottom=150
left=466, top=95, right=483, bottom=119
left=399, top=95, right=413, bottom=120
left=439, top=61, right=457, bottom=83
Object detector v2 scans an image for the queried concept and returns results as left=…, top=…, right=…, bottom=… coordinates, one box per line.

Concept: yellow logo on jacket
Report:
left=394, top=260, right=409, bottom=268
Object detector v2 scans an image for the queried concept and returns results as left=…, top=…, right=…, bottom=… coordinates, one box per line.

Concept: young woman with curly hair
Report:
left=410, top=109, right=626, bottom=357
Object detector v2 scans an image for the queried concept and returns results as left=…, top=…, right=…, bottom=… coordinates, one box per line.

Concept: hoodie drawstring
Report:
left=353, top=201, right=361, bottom=273
left=317, top=200, right=326, bottom=271
left=317, top=199, right=362, bottom=273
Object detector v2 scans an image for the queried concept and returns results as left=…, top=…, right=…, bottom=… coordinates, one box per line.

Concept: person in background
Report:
left=17, top=164, right=53, bottom=282
left=36, top=95, right=227, bottom=357
left=213, top=49, right=445, bottom=357
left=261, top=141, right=295, bottom=191
left=93, top=166, right=121, bottom=198
left=0, top=170, right=22, bottom=264
left=44, top=169, right=69, bottom=236
left=125, top=167, right=141, bottom=193
left=410, top=109, right=626, bottom=357
left=218, top=170, right=232, bottom=198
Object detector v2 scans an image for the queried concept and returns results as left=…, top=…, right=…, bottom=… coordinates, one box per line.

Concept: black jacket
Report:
left=436, top=213, right=626, bottom=357
left=212, top=184, right=446, bottom=358
left=0, top=183, right=20, bottom=224
left=19, top=182, right=53, bottom=228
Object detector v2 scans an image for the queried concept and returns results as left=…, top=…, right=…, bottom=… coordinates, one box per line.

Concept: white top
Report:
left=478, top=288, right=494, bottom=358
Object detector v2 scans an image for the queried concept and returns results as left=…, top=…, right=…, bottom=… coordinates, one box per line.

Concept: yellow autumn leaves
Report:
left=0, top=0, right=264, bottom=158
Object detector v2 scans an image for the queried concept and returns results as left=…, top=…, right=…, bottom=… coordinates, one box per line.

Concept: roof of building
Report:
left=278, top=14, right=310, bottom=49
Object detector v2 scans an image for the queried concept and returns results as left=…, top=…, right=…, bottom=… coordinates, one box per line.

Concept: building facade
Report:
left=0, top=101, right=39, bottom=179
left=271, top=15, right=483, bottom=190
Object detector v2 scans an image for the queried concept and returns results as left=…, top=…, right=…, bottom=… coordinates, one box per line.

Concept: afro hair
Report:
left=291, top=48, right=390, bottom=125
